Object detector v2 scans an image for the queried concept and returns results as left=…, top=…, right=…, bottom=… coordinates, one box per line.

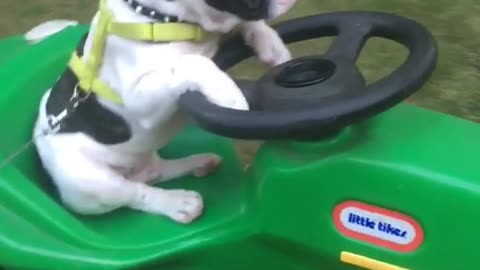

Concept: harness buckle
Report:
left=72, top=84, right=92, bottom=104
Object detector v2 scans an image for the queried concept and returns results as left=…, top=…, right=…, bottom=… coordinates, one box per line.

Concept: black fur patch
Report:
left=205, top=0, right=270, bottom=21
left=45, top=35, right=132, bottom=145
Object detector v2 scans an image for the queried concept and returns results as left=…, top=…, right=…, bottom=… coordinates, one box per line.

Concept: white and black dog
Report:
left=25, top=0, right=296, bottom=224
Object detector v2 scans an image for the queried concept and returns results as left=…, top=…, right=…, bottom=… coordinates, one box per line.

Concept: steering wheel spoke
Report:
left=326, top=22, right=372, bottom=63
left=233, top=79, right=260, bottom=109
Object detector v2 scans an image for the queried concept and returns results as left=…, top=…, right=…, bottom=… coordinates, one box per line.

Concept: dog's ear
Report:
left=269, top=0, right=297, bottom=19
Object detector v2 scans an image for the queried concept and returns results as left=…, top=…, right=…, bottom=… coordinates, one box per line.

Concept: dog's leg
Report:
left=128, top=184, right=204, bottom=224
left=51, top=150, right=203, bottom=223
left=122, top=56, right=249, bottom=130
left=129, top=153, right=222, bottom=183
left=173, top=55, right=250, bottom=110
left=240, top=20, right=292, bottom=67
left=60, top=169, right=204, bottom=224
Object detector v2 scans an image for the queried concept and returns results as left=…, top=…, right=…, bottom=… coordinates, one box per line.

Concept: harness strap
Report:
left=68, top=0, right=207, bottom=104
left=69, top=54, right=123, bottom=104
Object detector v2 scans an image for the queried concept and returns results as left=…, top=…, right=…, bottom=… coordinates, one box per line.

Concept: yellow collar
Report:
left=109, top=22, right=206, bottom=43
left=68, top=0, right=207, bottom=104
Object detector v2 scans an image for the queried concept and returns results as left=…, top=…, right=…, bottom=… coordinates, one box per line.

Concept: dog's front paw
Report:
left=165, top=190, right=204, bottom=224
left=176, top=55, right=250, bottom=110
left=189, top=153, right=223, bottom=177
left=208, top=88, right=250, bottom=110
left=206, top=75, right=250, bottom=110
left=243, top=22, right=292, bottom=67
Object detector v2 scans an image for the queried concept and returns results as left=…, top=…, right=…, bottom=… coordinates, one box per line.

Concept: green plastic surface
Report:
left=0, top=25, right=479, bottom=270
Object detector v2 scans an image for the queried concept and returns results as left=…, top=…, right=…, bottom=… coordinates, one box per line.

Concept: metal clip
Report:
left=47, top=109, right=68, bottom=133
left=46, top=84, right=91, bottom=133
left=69, top=84, right=91, bottom=110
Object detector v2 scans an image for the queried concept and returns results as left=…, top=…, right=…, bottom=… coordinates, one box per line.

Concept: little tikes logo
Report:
left=333, top=201, right=424, bottom=252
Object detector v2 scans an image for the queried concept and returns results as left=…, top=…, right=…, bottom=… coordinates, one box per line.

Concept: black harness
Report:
left=46, top=35, right=132, bottom=145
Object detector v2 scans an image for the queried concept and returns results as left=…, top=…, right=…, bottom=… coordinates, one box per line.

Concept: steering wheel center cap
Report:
left=274, top=58, right=337, bottom=88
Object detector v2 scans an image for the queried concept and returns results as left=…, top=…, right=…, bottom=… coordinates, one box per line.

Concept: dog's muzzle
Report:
left=205, top=0, right=270, bottom=21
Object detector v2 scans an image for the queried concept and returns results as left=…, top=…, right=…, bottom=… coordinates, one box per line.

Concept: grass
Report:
left=1, top=0, right=479, bottom=121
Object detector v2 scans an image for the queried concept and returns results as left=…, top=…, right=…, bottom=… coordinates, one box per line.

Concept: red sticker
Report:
left=333, top=201, right=424, bottom=253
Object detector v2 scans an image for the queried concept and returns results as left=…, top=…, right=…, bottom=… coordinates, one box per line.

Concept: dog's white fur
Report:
left=28, top=0, right=296, bottom=224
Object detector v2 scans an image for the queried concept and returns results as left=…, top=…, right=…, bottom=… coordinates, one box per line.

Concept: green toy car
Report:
left=0, top=11, right=478, bottom=270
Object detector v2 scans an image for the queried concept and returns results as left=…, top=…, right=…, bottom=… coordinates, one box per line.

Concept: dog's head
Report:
left=136, top=0, right=297, bottom=32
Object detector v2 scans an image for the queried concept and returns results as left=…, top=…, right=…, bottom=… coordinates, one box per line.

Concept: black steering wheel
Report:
left=179, top=11, right=438, bottom=140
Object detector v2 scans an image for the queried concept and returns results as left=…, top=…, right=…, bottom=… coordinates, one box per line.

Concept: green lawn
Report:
left=2, top=0, right=479, bottom=121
